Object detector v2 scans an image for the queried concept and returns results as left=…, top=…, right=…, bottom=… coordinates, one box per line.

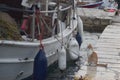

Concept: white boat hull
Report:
left=0, top=8, right=79, bottom=80
left=0, top=43, right=39, bottom=80
left=0, top=32, right=73, bottom=80
left=0, top=40, right=63, bottom=80
left=0, top=60, right=33, bottom=80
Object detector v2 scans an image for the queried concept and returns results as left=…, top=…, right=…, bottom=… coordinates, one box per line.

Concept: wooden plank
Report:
left=106, top=25, right=120, bottom=28
left=95, top=44, right=120, bottom=49
left=97, top=39, right=120, bottom=43
left=105, top=27, right=120, bottom=31
left=103, top=31, right=120, bottom=35
left=95, top=47, right=120, bottom=52
left=100, top=36, right=120, bottom=39
left=106, top=27, right=120, bottom=30
left=100, top=33, right=120, bottom=37
left=96, top=43, right=120, bottom=47
left=101, top=33, right=120, bottom=37
left=101, top=26, right=120, bottom=34
left=107, top=64, right=120, bottom=68
left=97, top=39, right=120, bottom=42
left=98, top=62, right=120, bottom=69
left=102, top=32, right=120, bottom=35
left=98, top=58, right=120, bottom=64
left=108, top=68, right=120, bottom=73
left=98, top=54, right=120, bottom=60
left=95, top=50, right=119, bottom=56
left=98, top=61, right=119, bottom=65
left=102, top=30, right=120, bottom=34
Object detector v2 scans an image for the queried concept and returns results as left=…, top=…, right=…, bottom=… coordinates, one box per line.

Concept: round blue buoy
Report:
left=75, top=32, right=82, bottom=47
left=33, top=49, right=47, bottom=80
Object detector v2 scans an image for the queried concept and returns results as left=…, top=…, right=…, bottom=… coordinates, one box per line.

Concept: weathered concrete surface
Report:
left=111, top=16, right=120, bottom=23
left=111, top=22, right=120, bottom=26
left=77, top=8, right=115, bottom=32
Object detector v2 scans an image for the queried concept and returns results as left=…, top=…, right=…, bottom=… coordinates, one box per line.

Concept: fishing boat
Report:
left=0, top=0, right=83, bottom=80
left=76, top=0, right=103, bottom=8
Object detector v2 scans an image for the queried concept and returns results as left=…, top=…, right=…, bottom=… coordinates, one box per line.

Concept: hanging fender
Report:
left=77, top=16, right=84, bottom=42
left=68, top=37, right=80, bottom=60
left=58, top=46, right=66, bottom=71
left=76, top=32, right=82, bottom=47
left=33, top=49, right=47, bottom=80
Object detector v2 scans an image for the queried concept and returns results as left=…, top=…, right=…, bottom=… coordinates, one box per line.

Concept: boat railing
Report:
left=40, top=5, right=72, bottom=13
left=0, top=4, right=72, bottom=13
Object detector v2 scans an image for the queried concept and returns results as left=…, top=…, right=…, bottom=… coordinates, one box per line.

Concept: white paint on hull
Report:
left=0, top=12, right=78, bottom=80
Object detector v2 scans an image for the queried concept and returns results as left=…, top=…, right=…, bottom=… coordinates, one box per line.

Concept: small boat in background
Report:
left=76, top=0, right=103, bottom=8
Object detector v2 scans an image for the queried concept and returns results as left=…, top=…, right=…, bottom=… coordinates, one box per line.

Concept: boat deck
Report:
left=74, top=17, right=120, bottom=80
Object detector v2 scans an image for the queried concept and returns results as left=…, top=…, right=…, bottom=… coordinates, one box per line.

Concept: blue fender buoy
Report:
left=75, top=32, right=82, bottom=47
left=33, top=49, right=47, bottom=80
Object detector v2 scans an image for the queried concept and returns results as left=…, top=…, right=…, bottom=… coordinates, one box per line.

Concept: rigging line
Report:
left=38, top=14, right=64, bottom=49
left=38, top=13, right=62, bottom=43
left=59, top=24, right=81, bottom=56
left=36, top=10, right=41, bottom=35
left=35, top=5, right=80, bottom=56
left=61, top=21, right=64, bottom=45
left=36, top=16, right=41, bottom=36
left=59, top=5, right=82, bottom=56
left=36, top=10, right=44, bottom=47
left=39, top=13, right=51, bottom=33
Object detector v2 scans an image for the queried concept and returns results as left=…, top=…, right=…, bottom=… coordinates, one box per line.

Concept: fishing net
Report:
left=0, top=11, right=23, bottom=40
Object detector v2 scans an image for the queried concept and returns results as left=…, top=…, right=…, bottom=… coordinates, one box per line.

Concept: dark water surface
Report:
left=23, top=61, right=80, bottom=80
